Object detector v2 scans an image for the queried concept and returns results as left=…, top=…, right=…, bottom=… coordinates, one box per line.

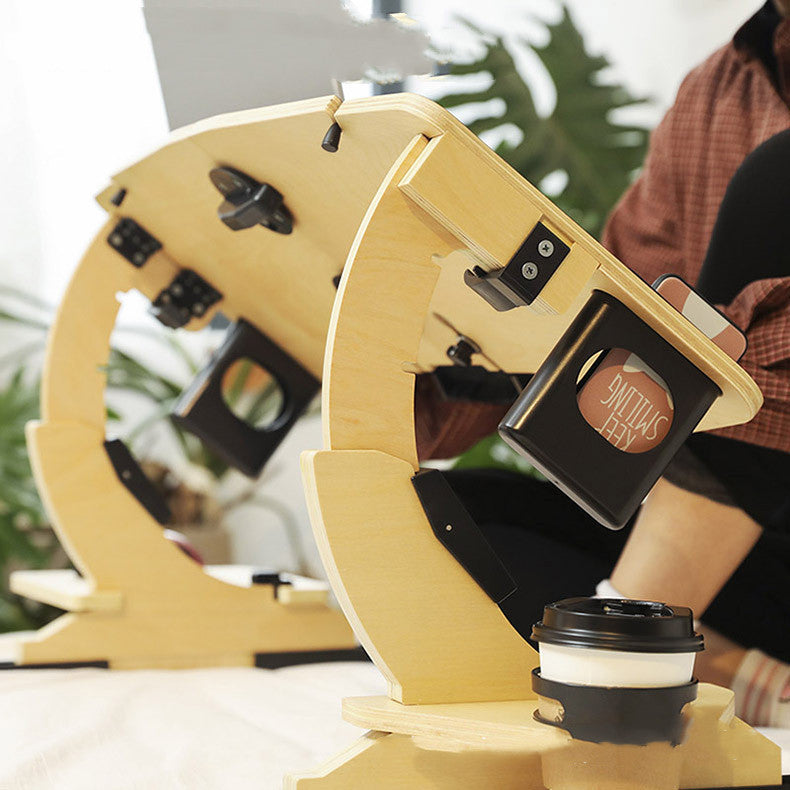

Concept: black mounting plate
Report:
left=172, top=319, right=319, bottom=478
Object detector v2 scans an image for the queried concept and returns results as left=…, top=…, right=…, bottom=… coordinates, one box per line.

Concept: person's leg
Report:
left=609, top=478, right=764, bottom=690
left=450, top=469, right=769, bottom=674
left=702, top=528, right=790, bottom=661
left=608, top=477, right=790, bottom=727
left=693, top=625, right=747, bottom=689
left=610, top=477, right=762, bottom=617
left=686, top=624, right=790, bottom=727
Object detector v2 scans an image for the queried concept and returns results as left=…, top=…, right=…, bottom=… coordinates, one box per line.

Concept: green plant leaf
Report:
left=440, top=4, right=649, bottom=238
left=104, top=348, right=184, bottom=401
left=452, top=433, right=545, bottom=479
left=0, top=370, right=60, bottom=627
left=0, top=309, right=50, bottom=332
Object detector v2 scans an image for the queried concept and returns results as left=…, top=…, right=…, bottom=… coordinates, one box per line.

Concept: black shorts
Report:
left=445, top=467, right=790, bottom=663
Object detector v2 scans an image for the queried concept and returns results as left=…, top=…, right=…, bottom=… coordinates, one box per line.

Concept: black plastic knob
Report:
left=209, top=166, right=293, bottom=234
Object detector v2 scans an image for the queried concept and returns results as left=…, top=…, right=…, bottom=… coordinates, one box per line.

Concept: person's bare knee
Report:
left=611, top=478, right=762, bottom=616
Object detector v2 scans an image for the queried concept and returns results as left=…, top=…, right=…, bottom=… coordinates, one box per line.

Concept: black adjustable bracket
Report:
left=411, top=469, right=535, bottom=641
left=106, top=215, right=222, bottom=329
left=172, top=318, right=320, bottom=478
left=532, top=668, right=698, bottom=746
left=412, top=469, right=516, bottom=602
left=209, top=166, right=293, bottom=234
left=107, top=218, right=162, bottom=268
left=104, top=439, right=171, bottom=525
left=150, top=269, right=223, bottom=329
left=464, top=222, right=570, bottom=311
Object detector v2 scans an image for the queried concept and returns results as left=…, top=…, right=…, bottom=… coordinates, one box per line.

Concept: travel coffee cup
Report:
left=531, top=598, right=704, bottom=790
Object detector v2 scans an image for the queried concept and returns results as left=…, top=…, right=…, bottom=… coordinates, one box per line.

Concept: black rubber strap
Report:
left=532, top=668, right=698, bottom=746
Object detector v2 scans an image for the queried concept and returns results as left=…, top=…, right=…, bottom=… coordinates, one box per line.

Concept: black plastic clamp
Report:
left=107, top=218, right=162, bottom=268
left=150, top=269, right=222, bottom=329
left=532, top=668, right=698, bottom=746
left=464, top=222, right=570, bottom=311
left=411, top=468, right=537, bottom=641
left=104, top=439, right=171, bottom=525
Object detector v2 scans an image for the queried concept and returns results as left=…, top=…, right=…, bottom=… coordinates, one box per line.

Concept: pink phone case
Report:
left=653, top=274, right=747, bottom=362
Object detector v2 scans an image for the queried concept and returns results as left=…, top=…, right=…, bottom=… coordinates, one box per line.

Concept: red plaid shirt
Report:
left=418, top=5, right=790, bottom=459
left=603, top=4, right=790, bottom=453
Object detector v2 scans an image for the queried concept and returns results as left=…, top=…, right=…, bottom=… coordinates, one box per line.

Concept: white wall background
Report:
left=0, top=0, right=760, bottom=299
left=0, top=0, right=764, bottom=574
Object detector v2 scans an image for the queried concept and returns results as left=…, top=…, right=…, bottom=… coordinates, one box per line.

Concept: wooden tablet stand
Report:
left=288, top=95, right=781, bottom=787
left=5, top=95, right=474, bottom=670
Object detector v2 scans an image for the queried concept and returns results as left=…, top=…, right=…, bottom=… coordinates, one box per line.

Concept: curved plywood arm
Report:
left=17, top=94, right=472, bottom=668
left=41, top=227, right=179, bottom=428
left=312, top=135, right=538, bottom=704
left=322, top=135, right=452, bottom=465
left=307, top=95, right=763, bottom=704
left=36, top=96, right=457, bottom=570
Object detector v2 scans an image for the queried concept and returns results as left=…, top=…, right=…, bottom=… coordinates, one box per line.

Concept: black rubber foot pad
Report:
left=254, top=646, right=370, bottom=669
left=0, top=660, right=109, bottom=670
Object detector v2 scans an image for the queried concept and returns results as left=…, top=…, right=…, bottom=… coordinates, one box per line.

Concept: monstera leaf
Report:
left=439, top=5, right=649, bottom=237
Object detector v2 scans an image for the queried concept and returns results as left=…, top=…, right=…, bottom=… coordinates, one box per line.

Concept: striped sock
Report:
left=732, top=649, right=790, bottom=727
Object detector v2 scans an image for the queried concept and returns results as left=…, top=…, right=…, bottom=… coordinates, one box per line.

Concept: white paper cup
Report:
left=531, top=598, right=704, bottom=790
left=531, top=598, right=703, bottom=682
left=538, top=642, right=696, bottom=688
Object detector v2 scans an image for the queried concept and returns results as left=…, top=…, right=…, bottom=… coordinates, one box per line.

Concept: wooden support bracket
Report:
left=296, top=94, right=770, bottom=788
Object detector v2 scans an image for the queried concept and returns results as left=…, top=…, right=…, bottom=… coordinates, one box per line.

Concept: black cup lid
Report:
left=531, top=598, right=704, bottom=654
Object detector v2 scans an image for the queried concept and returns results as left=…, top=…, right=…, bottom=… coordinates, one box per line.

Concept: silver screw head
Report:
left=522, top=262, right=539, bottom=280
left=538, top=239, right=554, bottom=258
